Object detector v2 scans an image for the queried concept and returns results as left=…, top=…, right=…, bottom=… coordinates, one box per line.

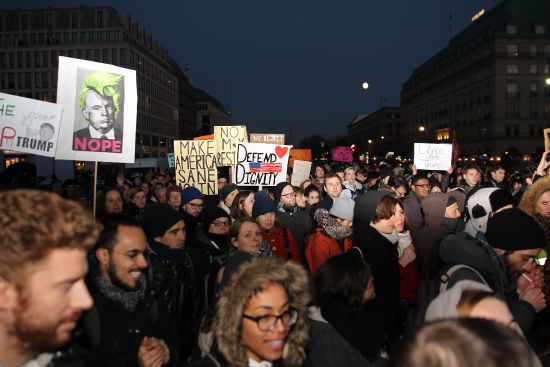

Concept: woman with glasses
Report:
left=186, top=257, right=310, bottom=367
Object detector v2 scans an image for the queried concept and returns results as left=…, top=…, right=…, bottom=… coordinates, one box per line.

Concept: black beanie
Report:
left=142, top=204, right=185, bottom=239
left=203, top=207, right=231, bottom=232
left=354, top=191, right=388, bottom=225
left=486, top=208, right=546, bottom=251
left=489, top=189, right=513, bottom=212
left=273, top=182, right=292, bottom=202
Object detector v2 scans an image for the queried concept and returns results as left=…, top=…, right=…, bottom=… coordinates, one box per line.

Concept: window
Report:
left=535, top=25, right=545, bottom=34
left=507, top=24, right=517, bottom=34
left=530, top=45, right=537, bottom=57
left=96, top=10, right=104, bottom=28
left=506, top=102, right=519, bottom=117
left=530, top=82, right=538, bottom=97
left=120, top=48, right=126, bottom=65
left=506, top=82, right=519, bottom=97
left=20, top=13, right=29, bottom=31
left=506, top=64, right=518, bottom=74
left=71, top=12, right=79, bottom=29
left=530, top=102, right=538, bottom=117
left=530, top=64, right=538, bottom=74
left=545, top=103, right=550, bottom=118
left=507, top=44, right=518, bottom=57
left=545, top=45, right=550, bottom=58
left=51, top=50, right=58, bottom=66
left=46, top=12, right=53, bottom=30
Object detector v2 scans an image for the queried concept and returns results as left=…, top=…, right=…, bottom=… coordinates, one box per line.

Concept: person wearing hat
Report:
left=464, top=188, right=513, bottom=238
left=219, top=183, right=239, bottom=216
left=142, top=204, right=199, bottom=361
left=187, top=207, right=232, bottom=314
left=181, top=186, right=205, bottom=240
left=253, top=192, right=301, bottom=262
left=436, top=208, right=546, bottom=333
left=273, top=181, right=313, bottom=263
left=305, top=190, right=354, bottom=275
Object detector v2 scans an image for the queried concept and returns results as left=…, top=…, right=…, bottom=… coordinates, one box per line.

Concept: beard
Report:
left=107, top=259, right=141, bottom=292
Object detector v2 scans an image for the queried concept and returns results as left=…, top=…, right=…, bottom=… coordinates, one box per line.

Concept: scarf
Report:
left=150, top=240, right=186, bottom=266
left=93, top=274, right=146, bottom=312
left=381, top=229, right=399, bottom=245
left=277, top=201, right=298, bottom=216
left=315, top=208, right=352, bottom=240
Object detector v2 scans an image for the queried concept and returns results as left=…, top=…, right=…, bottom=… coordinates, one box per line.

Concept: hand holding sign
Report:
left=414, top=143, right=452, bottom=171
left=233, top=142, right=290, bottom=187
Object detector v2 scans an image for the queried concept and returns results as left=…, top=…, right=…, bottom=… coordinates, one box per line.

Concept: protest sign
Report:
left=167, top=153, right=175, bottom=168
left=194, top=134, right=214, bottom=141
left=214, top=125, right=248, bottom=166
left=174, top=139, right=218, bottom=195
left=233, top=142, right=290, bottom=187
left=55, top=56, right=137, bottom=163
left=291, top=160, right=312, bottom=186
left=544, top=128, right=550, bottom=151
left=414, top=143, right=453, bottom=171
left=332, top=146, right=353, bottom=163
left=289, top=148, right=312, bottom=167
left=0, top=92, right=62, bottom=157
left=249, top=133, right=285, bottom=144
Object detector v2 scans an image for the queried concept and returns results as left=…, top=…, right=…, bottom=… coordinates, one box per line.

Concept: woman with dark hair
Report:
left=310, top=164, right=326, bottom=192
left=96, top=186, right=124, bottom=221
left=127, top=187, right=147, bottom=221
left=353, top=191, right=402, bottom=352
left=306, top=249, right=378, bottom=366
left=230, top=190, right=255, bottom=219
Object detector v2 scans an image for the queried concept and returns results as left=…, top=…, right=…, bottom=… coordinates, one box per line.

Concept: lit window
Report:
left=506, top=64, right=519, bottom=74
left=507, top=44, right=518, bottom=57
left=535, top=25, right=545, bottom=34
left=530, top=64, right=538, bottom=74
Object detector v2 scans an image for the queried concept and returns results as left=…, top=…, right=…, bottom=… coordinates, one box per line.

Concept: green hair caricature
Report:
left=78, top=71, right=123, bottom=119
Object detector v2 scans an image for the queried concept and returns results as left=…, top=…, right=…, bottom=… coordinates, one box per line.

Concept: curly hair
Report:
left=0, top=190, right=101, bottom=282
left=214, top=257, right=311, bottom=367
left=518, top=177, right=550, bottom=216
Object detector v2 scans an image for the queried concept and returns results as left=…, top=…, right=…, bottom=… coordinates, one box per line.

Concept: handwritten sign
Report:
left=214, top=125, right=248, bottom=166
left=0, top=92, right=62, bottom=157
left=332, top=146, right=353, bottom=163
left=291, top=160, right=312, bottom=186
left=249, top=133, right=285, bottom=144
left=174, top=140, right=218, bottom=195
left=414, top=143, right=452, bottom=171
left=289, top=149, right=312, bottom=168
left=167, top=153, right=174, bottom=168
left=194, top=134, right=214, bottom=141
left=233, top=142, right=290, bottom=187
left=544, top=128, right=550, bottom=151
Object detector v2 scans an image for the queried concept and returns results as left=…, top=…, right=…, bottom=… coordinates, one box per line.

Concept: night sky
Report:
left=11, top=0, right=495, bottom=145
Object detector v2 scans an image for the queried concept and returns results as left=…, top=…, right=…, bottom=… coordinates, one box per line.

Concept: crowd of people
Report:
left=1, top=150, right=550, bottom=367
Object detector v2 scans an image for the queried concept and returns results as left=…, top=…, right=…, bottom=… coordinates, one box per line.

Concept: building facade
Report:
left=0, top=6, right=199, bottom=164
left=347, top=107, right=403, bottom=154
left=401, top=0, right=550, bottom=159
left=195, top=89, right=231, bottom=136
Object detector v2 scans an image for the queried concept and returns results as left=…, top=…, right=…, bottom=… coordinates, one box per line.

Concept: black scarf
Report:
left=93, top=275, right=146, bottom=312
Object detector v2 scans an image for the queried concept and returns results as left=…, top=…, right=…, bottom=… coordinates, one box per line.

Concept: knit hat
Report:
left=181, top=186, right=204, bottom=205
left=220, top=184, right=238, bottom=200
left=203, top=207, right=231, bottom=231
left=379, top=165, right=392, bottom=181
left=166, top=185, right=181, bottom=198
left=330, top=189, right=355, bottom=221
left=354, top=190, right=388, bottom=225
left=273, top=182, right=292, bottom=202
left=252, top=191, right=277, bottom=219
left=486, top=208, right=546, bottom=251
left=142, top=204, right=184, bottom=239
left=465, top=188, right=513, bottom=235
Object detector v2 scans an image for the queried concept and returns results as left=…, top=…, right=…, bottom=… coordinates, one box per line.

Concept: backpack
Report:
left=413, top=264, right=489, bottom=329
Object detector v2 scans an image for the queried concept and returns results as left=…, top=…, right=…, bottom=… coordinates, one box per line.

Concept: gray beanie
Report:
left=329, top=189, right=355, bottom=221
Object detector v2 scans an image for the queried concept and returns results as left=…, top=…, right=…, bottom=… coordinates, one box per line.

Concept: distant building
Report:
left=401, top=0, right=549, bottom=159
left=0, top=5, right=201, bottom=165
left=195, top=89, right=231, bottom=135
left=347, top=107, right=403, bottom=154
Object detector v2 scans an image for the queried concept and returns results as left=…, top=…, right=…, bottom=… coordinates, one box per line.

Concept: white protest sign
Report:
left=291, top=160, right=312, bottom=186
left=233, top=142, right=290, bottom=187
left=249, top=133, right=285, bottom=144
left=214, top=125, right=248, bottom=166
left=174, top=140, right=218, bottom=195
left=55, top=56, right=137, bottom=163
left=0, top=93, right=62, bottom=157
left=414, top=143, right=452, bottom=171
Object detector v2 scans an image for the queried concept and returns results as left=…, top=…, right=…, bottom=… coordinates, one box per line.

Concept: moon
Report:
left=362, top=82, right=369, bottom=90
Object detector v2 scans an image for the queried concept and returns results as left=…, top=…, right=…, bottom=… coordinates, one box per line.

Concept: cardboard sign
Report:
left=414, top=143, right=453, bottom=171
left=214, top=125, right=248, bottom=166
left=291, top=160, right=312, bottom=186
left=174, top=140, right=218, bottom=195
left=55, top=56, right=137, bottom=163
left=233, top=142, right=290, bottom=187
left=249, top=133, right=285, bottom=144
left=194, top=134, right=214, bottom=141
left=332, top=146, right=353, bottom=163
left=289, top=148, right=312, bottom=168
left=167, top=153, right=175, bottom=168
left=544, top=128, right=550, bottom=151
left=0, top=93, right=62, bottom=157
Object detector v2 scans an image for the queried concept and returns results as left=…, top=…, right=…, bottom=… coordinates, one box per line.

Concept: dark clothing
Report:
left=483, top=177, right=505, bottom=189
left=438, top=232, right=536, bottom=333
left=183, top=211, right=202, bottom=240
left=400, top=192, right=424, bottom=234
left=185, top=349, right=286, bottom=367
left=353, top=225, right=401, bottom=343
left=276, top=206, right=312, bottom=260
left=149, top=241, right=200, bottom=361
left=457, top=179, right=479, bottom=196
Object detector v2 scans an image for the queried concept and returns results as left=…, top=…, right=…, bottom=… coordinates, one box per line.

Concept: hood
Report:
left=421, top=193, right=449, bottom=229
left=214, top=257, right=310, bottom=367
left=354, top=190, right=388, bottom=226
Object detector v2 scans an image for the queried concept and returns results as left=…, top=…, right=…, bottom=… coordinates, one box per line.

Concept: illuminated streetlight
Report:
left=368, top=139, right=373, bottom=144
left=362, top=82, right=369, bottom=90
left=380, top=136, right=384, bottom=140
left=546, top=78, right=550, bottom=86
left=418, top=126, right=425, bottom=132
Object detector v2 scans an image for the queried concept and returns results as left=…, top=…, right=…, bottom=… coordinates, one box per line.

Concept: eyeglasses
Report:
left=108, top=248, right=149, bottom=262
left=281, top=192, right=296, bottom=198
left=413, top=184, right=431, bottom=189
left=243, top=308, right=298, bottom=332
left=211, top=220, right=231, bottom=227
left=187, top=203, right=204, bottom=208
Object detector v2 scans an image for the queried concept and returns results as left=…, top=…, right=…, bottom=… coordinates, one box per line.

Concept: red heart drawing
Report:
left=275, top=146, right=288, bottom=159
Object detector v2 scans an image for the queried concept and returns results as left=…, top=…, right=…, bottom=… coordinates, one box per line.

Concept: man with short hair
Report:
left=309, top=173, right=342, bottom=225
left=459, top=164, right=482, bottom=194
left=166, top=185, right=182, bottom=211
left=181, top=186, right=205, bottom=239
left=484, top=164, right=506, bottom=189
left=86, top=214, right=178, bottom=366
left=142, top=205, right=199, bottom=362
left=0, top=190, right=99, bottom=367
left=401, top=174, right=431, bottom=232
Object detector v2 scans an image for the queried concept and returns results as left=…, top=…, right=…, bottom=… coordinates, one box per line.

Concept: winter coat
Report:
left=276, top=206, right=313, bottom=259
left=438, top=232, right=536, bottom=333
left=261, top=224, right=302, bottom=262
left=305, top=228, right=352, bottom=275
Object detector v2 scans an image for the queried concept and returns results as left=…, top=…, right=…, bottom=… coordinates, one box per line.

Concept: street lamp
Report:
left=368, top=139, right=373, bottom=144
left=546, top=78, right=550, bottom=86
left=418, top=126, right=425, bottom=132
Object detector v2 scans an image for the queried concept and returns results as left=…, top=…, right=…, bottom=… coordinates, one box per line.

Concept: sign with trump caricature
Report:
left=55, top=57, right=137, bottom=163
